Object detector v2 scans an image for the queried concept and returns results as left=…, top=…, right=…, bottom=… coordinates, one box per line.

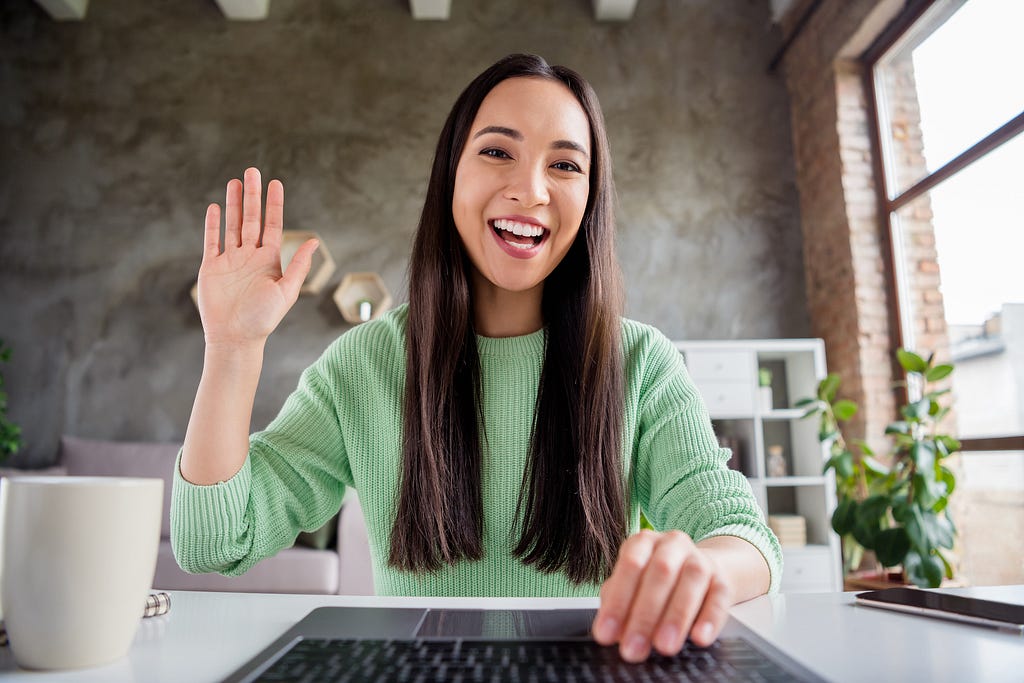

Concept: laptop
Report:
left=222, top=606, right=824, bottom=682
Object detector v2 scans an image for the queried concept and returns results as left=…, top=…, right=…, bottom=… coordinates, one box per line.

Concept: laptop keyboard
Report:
left=252, top=637, right=795, bottom=682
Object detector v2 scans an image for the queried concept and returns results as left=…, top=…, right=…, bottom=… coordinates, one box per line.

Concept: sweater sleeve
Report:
left=170, top=349, right=354, bottom=577
left=631, top=332, right=783, bottom=594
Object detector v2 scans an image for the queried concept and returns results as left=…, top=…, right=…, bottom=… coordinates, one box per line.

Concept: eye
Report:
left=552, top=161, right=582, bottom=173
left=480, top=147, right=512, bottom=160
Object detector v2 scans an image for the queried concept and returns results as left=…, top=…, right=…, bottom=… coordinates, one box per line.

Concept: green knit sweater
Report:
left=171, top=304, right=782, bottom=596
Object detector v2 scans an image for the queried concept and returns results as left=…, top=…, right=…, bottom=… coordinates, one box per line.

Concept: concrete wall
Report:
left=0, top=0, right=808, bottom=465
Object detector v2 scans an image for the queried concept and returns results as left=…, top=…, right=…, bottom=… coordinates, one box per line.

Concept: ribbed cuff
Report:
left=699, top=523, right=784, bottom=595
left=170, top=449, right=252, bottom=573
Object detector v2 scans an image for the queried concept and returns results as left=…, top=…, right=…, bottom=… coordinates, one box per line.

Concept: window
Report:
left=866, top=0, right=1024, bottom=585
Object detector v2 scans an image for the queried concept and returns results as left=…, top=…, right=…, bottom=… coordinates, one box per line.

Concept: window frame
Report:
left=862, top=0, right=1024, bottom=452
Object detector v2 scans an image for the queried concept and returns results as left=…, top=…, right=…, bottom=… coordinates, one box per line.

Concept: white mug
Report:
left=0, top=476, right=163, bottom=670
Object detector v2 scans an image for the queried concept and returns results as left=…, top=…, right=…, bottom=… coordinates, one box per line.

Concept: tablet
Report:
left=855, top=587, right=1024, bottom=633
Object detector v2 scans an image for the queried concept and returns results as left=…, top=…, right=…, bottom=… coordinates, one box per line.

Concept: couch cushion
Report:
left=153, top=540, right=339, bottom=594
left=60, top=435, right=179, bottom=539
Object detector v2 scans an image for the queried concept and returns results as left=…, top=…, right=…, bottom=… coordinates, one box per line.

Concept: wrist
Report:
left=202, top=340, right=266, bottom=379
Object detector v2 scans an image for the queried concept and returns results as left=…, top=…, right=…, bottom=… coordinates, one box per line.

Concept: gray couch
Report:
left=51, top=435, right=375, bottom=595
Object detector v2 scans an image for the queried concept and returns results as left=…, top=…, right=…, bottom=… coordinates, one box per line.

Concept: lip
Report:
left=488, top=216, right=550, bottom=259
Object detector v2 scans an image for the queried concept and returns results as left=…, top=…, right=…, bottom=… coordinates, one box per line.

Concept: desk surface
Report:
left=1, top=586, right=1022, bottom=682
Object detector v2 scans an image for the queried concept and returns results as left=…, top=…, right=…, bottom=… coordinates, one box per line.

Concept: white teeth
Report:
left=493, top=219, right=544, bottom=238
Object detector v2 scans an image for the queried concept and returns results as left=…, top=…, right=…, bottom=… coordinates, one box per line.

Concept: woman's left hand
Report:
left=592, top=530, right=736, bottom=662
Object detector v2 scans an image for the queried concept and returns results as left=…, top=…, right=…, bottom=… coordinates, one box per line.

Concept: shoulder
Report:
left=620, top=317, right=682, bottom=371
left=314, top=304, right=408, bottom=382
left=619, top=317, right=695, bottom=401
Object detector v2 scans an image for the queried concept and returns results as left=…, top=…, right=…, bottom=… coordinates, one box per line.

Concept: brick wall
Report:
left=776, top=0, right=953, bottom=453
left=777, top=0, right=905, bottom=453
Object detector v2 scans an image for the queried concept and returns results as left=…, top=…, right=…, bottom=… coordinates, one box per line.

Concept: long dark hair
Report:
left=389, top=53, right=626, bottom=585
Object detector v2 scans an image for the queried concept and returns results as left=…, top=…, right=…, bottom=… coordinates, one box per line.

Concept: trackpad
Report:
left=416, top=609, right=597, bottom=639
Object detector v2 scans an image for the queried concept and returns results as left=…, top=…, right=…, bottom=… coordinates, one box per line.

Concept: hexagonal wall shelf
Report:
left=333, top=272, right=393, bottom=324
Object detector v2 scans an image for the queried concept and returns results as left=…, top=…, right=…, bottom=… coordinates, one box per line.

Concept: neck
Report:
left=470, top=272, right=544, bottom=338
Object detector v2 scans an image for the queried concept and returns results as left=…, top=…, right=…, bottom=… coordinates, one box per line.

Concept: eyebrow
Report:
left=472, top=125, right=589, bottom=158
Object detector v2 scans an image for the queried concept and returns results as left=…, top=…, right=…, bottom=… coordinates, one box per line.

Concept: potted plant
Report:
left=797, top=349, right=959, bottom=588
left=0, top=338, right=23, bottom=464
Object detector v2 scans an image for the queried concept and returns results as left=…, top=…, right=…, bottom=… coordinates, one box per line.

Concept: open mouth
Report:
left=490, top=218, right=547, bottom=250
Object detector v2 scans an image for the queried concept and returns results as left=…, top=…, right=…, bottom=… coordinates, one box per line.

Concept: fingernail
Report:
left=696, top=621, right=714, bottom=643
left=655, top=623, right=680, bottom=652
left=622, top=634, right=648, bottom=662
left=595, top=617, right=618, bottom=642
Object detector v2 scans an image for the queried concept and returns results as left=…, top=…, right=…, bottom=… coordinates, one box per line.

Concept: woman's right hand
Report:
left=197, top=167, right=319, bottom=349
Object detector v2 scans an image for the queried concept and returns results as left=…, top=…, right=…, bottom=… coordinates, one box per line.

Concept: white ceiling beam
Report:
left=214, top=0, right=270, bottom=20
left=592, top=0, right=637, bottom=22
left=33, top=0, right=88, bottom=21
left=409, top=0, right=451, bottom=21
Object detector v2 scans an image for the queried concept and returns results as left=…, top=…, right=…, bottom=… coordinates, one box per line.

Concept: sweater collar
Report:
left=475, top=327, right=547, bottom=357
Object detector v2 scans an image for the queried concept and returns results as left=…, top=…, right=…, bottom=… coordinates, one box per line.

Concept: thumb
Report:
left=279, top=238, right=319, bottom=303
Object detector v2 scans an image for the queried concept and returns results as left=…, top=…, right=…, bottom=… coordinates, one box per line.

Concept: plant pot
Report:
left=843, top=569, right=908, bottom=591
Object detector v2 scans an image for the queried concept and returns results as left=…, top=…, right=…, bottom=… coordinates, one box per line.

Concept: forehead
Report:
left=472, top=77, right=591, bottom=152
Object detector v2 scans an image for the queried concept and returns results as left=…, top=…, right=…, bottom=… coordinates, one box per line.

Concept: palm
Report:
left=197, top=169, right=317, bottom=347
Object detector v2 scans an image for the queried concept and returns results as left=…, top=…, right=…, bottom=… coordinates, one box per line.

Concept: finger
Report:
left=593, top=530, right=658, bottom=647
left=224, top=178, right=243, bottom=248
left=240, top=167, right=262, bottom=246
left=278, top=238, right=319, bottom=304
left=203, top=203, right=221, bottom=260
left=619, top=531, right=694, bottom=662
left=687, top=576, right=733, bottom=648
left=652, top=541, right=714, bottom=657
left=262, top=179, right=284, bottom=249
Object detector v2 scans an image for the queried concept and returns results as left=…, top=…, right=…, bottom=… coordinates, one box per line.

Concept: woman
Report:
left=172, top=53, right=781, bottom=663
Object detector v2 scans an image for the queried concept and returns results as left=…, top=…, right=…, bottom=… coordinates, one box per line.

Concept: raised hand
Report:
left=197, top=168, right=319, bottom=349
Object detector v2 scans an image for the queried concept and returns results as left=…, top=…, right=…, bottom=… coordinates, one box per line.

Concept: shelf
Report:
left=763, top=408, right=812, bottom=420
left=332, top=272, right=393, bottom=324
left=764, top=476, right=827, bottom=487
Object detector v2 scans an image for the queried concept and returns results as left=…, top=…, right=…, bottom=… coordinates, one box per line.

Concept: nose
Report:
left=503, top=162, right=550, bottom=208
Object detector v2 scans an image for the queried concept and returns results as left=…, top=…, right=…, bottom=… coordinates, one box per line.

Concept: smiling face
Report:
left=452, top=76, right=592, bottom=301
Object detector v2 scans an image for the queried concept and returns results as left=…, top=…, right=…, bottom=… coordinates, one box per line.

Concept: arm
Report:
left=594, top=331, right=781, bottom=661
left=180, top=167, right=318, bottom=485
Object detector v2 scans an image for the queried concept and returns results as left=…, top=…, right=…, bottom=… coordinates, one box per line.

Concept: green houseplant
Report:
left=0, top=338, right=23, bottom=463
left=797, top=349, right=959, bottom=588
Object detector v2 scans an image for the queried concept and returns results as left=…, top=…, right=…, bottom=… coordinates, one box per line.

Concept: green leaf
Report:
left=936, top=549, right=955, bottom=580
left=910, top=441, right=935, bottom=470
left=818, top=429, right=839, bottom=446
left=913, top=473, right=939, bottom=509
left=818, top=374, right=841, bottom=403
left=852, top=439, right=875, bottom=457
left=874, top=528, right=910, bottom=567
left=904, top=550, right=943, bottom=588
left=902, top=397, right=931, bottom=421
left=831, top=499, right=857, bottom=536
left=925, top=364, right=954, bottom=382
left=921, top=555, right=944, bottom=588
left=937, top=436, right=961, bottom=454
left=939, top=466, right=956, bottom=497
left=857, top=495, right=890, bottom=524
left=833, top=399, right=858, bottom=421
left=852, top=519, right=880, bottom=550
left=897, top=349, right=928, bottom=373
left=833, top=449, right=855, bottom=479
left=863, top=456, right=889, bottom=476
left=885, top=421, right=910, bottom=436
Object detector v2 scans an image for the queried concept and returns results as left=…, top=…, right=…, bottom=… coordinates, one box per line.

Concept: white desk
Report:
left=1, top=586, right=1022, bottom=682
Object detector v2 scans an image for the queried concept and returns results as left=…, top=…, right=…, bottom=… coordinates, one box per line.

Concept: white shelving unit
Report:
left=674, top=339, right=842, bottom=593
